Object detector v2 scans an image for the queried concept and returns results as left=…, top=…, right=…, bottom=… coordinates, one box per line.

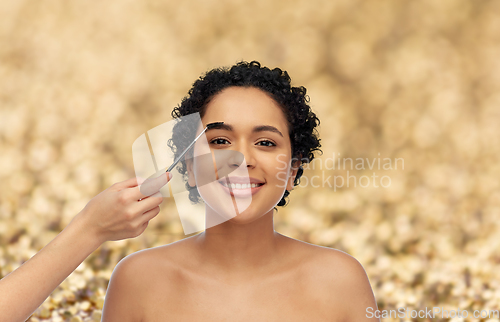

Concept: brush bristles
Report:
left=206, top=122, right=224, bottom=129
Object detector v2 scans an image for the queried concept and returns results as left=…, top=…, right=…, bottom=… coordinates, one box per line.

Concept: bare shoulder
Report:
left=102, top=249, right=152, bottom=321
left=110, top=237, right=191, bottom=276
left=311, top=246, right=379, bottom=321
left=102, top=237, right=196, bottom=322
left=277, top=234, right=379, bottom=321
left=277, top=233, right=367, bottom=278
left=309, top=244, right=369, bottom=283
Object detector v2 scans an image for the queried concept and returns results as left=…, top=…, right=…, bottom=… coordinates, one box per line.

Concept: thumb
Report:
left=139, top=171, right=171, bottom=196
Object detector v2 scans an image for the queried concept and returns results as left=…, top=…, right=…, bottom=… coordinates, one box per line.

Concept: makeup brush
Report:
left=166, top=122, right=224, bottom=173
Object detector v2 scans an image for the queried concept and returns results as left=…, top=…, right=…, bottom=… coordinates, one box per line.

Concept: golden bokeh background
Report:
left=1, top=0, right=500, bottom=321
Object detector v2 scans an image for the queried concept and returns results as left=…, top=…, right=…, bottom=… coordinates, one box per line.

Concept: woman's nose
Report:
left=228, top=145, right=255, bottom=169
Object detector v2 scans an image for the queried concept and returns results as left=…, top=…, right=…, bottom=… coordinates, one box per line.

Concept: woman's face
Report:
left=187, top=86, right=299, bottom=224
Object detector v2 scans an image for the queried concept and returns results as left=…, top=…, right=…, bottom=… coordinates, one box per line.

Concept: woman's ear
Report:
left=286, top=157, right=301, bottom=191
left=186, top=155, right=196, bottom=187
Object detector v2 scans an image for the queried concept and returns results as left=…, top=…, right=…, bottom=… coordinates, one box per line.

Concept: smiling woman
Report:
left=101, top=61, right=380, bottom=322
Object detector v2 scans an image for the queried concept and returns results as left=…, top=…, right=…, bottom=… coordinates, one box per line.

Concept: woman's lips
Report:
left=218, top=181, right=264, bottom=197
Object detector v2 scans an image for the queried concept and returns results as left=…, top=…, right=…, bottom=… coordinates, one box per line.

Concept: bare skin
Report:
left=102, top=87, right=379, bottom=321
left=0, top=173, right=171, bottom=322
left=104, top=224, right=379, bottom=321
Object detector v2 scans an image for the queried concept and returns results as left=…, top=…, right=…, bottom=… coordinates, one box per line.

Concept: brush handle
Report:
left=166, top=126, right=208, bottom=173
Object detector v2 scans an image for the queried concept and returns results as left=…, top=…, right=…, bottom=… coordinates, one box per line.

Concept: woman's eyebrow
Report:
left=205, top=123, right=283, bottom=137
left=253, top=125, right=283, bottom=137
left=205, top=123, right=233, bottom=132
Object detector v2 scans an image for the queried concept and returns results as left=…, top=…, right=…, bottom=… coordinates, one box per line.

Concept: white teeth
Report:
left=220, top=182, right=263, bottom=189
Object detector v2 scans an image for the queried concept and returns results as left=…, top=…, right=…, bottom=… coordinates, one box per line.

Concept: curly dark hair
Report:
left=168, top=60, right=322, bottom=208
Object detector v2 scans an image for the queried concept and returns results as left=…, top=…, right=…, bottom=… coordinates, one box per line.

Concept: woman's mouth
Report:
left=218, top=180, right=265, bottom=197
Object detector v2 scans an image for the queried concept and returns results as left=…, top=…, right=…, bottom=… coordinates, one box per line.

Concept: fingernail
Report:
left=167, top=172, right=173, bottom=180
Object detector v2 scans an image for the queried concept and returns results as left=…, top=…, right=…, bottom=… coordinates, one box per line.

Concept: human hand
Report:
left=72, top=172, right=172, bottom=244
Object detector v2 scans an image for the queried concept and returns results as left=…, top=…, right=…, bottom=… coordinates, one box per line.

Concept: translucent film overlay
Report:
left=132, top=112, right=252, bottom=235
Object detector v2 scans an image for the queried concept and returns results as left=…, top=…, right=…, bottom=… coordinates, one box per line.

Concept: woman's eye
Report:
left=210, top=138, right=276, bottom=147
left=210, top=138, right=230, bottom=145
left=257, top=140, right=276, bottom=147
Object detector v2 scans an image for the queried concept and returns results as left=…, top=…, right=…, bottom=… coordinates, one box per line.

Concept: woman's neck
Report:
left=193, top=208, right=284, bottom=277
